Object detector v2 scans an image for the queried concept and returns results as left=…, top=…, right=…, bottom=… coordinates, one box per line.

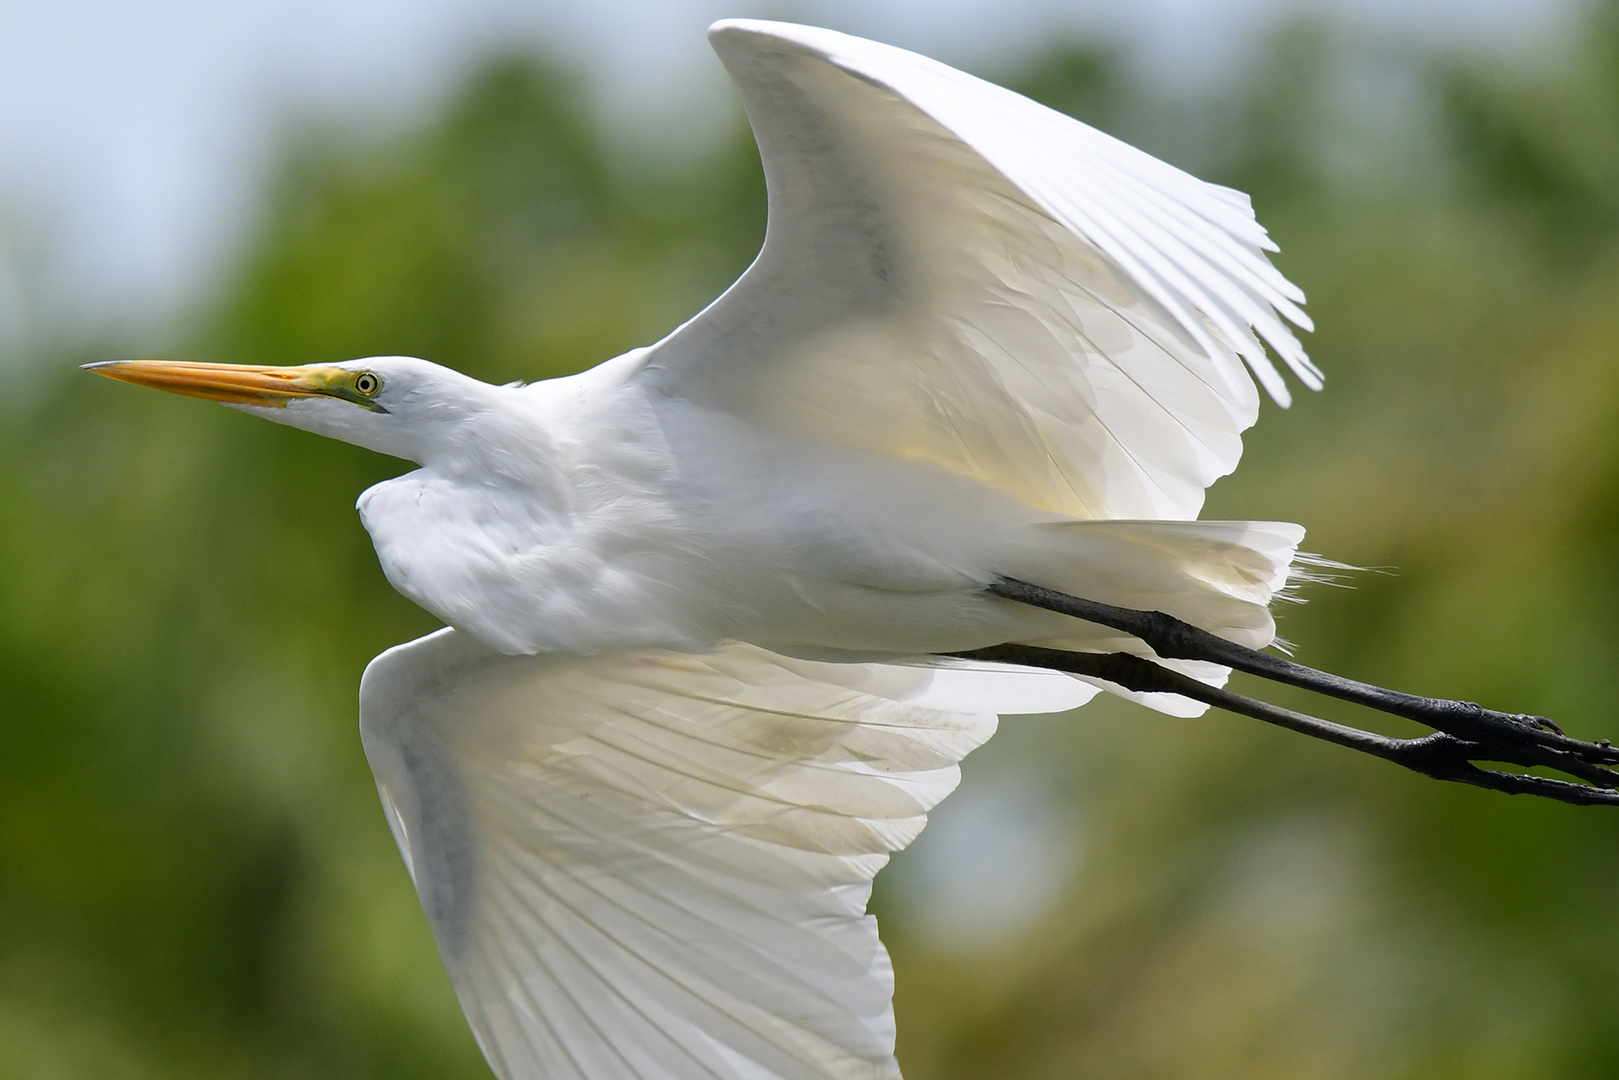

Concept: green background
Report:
left=5, top=5, right=1619, bottom=1077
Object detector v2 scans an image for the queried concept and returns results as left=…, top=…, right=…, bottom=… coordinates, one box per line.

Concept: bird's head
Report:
left=84, top=355, right=490, bottom=464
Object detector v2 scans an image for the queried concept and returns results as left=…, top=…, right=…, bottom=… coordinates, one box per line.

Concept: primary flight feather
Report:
left=89, top=18, right=1316, bottom=1080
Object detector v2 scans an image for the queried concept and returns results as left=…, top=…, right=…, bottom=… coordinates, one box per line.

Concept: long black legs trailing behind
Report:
left=948, top=578, right=1619, bottom=806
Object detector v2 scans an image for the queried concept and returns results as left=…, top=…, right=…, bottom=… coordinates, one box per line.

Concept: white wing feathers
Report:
left=643, top=20, right=1315, bottom=521
left=360, top=631, right=1090, bottom=1080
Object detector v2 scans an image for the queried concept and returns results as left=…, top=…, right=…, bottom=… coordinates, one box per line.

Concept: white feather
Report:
left=360, top=631, right=1011, bottom=1080
left=646, top=20, right=1315, bottom=522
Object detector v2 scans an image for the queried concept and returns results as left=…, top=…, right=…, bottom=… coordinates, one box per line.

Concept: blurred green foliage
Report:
left=5, top=6, right=1619, bottom=1078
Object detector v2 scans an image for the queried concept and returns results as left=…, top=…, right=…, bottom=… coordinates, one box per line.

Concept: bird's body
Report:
left=349, top=354, right=1292, bottom=664
left=90, top=19, right=1322, bottom=1080
left=351, top=352, right=1020, bottom=659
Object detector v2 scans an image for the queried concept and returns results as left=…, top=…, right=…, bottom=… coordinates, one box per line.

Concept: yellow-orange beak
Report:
left=83, top=361, right=383, bottom=412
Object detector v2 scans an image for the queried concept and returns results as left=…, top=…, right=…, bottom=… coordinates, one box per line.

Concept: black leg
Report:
left=943, top=578, right=1619, bottom=806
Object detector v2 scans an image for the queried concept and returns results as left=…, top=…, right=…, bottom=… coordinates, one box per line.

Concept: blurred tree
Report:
left=1438, top=0, right=1619, bottom=261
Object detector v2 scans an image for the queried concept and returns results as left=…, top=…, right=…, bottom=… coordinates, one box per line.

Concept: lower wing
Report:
left=357, top=630, right=1091, bottom=1080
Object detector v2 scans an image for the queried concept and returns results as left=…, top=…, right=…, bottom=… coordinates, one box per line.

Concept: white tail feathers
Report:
left=1002, top=519, right=1313, bottom=717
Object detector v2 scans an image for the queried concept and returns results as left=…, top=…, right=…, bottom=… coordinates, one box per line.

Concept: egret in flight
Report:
left=86, top=18, right=1614, bottom=1080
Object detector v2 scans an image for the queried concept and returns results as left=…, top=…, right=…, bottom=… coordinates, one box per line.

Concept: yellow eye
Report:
left=354, top=371, right=381, bottom=397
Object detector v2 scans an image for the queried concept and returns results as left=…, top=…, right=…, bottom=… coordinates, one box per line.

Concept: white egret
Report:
left=85, top=18, right=1618, bottom=1080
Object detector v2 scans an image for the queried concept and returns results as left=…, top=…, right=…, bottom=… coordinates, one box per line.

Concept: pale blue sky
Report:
left=0, top=0, right=1576, bottom=329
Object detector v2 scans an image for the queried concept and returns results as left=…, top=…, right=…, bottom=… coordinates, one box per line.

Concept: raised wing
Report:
left=641, top=19, right=1316, bottom=521
left=359, top=630, right=1092, bottom=1080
